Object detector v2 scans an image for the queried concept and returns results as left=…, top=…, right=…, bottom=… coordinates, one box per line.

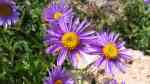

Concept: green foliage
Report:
left=0, top=0, right=54, bottom=84
left=0, top=0, right=149, bottom=84
left=111, top=0, right=150, bottom=54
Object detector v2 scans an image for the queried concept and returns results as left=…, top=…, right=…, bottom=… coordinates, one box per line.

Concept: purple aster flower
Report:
left=144, top=0, right=150, bottom=4
left=89, top=31, right=132, bottom=74
left=42, top=0, right=73, bottom=25
left=0, top=0, right=19, bottom=27
left=44, top=17, right=96, bottom=67
left=44, top=67, right=74, bottom=84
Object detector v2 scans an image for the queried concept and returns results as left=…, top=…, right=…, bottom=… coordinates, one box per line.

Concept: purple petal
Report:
left=44, top=79, right=53, bottom=84
left=114, top=60, right=126, bottom=73
left=110, top=79, right=118, bottom=84
left=117, top=42, right=125, bottom=48
left=113, top=33, right=119, bottom=42
left=57, top=49, right=68, bottom=66
left=0, top=20, right=4, bottom=26
left=71, top=18, right=80, bottom=32
left=46, top=45, right=61, bottom=54
left=76, top=19, right=90, bottom=33
left=105, top=60, right=113, bottom=75
left=98, top=33, right=108, bottom=44
left=80, top=37, right=98, bottom=45
left=79, top=31, right=96, bottom=37
left=80, top=36, right=97, bottom=40
left=69, top=52, right=78, bottom=67
left=119, top=53, right=131, bottom=61
left=94, top=56, right=105, bottom=67
left=47, top=29, right=61, bottom=37
left=60, top=0, right=65, bottom=6
left=65, top=79, right=74, bottom=84
left=109, top=32, right=115, bottom=42
left=121, top=80, right=126, bottom=84
left=81, top=46, right=99, bottom=54
left=59, top=20, right=68, bottom=32
left=64, top=8, right=73, bottom=16
left=144, top=0, right=150, bottom=4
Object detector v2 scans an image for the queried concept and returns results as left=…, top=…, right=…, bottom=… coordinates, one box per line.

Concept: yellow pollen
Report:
left=53, top=12, right=63, bottom=20
left=0, top=4, right=12, bottom=16
left=102, top=43, right=118, bottom=60
left=55, top=80, right=63, bottom=84
left=61, top=32, right=80, bottom=50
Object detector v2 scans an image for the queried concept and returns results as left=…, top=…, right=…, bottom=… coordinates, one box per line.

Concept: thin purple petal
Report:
left=57, top=49, right=68, bottom=66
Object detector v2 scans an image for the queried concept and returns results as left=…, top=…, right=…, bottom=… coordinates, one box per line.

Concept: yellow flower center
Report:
left=55, top=80, right=63, bottom=84
left=61, top=32, right=80, bottom=50
left=102, top=43, right=118, bottom=60
left=0, top=4, right=12, bottom=16
left=53, top=12, right=63, bottom=20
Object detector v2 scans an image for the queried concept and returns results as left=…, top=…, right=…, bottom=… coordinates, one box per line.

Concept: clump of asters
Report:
left=89, top=31, right=132, bottom=75
left=44, top=67, right=74, bottom=84
left=0, top=0, right=19, bottom=27
left=42, top=0, right=73, bottom=25
left=44, top=17, right=96, bottom=67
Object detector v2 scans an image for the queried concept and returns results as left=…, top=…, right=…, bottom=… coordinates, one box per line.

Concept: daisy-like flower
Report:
left=0, top=0, right=19, bottom=27
left=89, top=31, right=131, bottom=74
left=44, top=67, right=74, bottom=84
left=144, top=0, right=150, bottom=4
left=44, top=17, right=96, bottom=67
left=42, top=0, right=73, bottom=25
